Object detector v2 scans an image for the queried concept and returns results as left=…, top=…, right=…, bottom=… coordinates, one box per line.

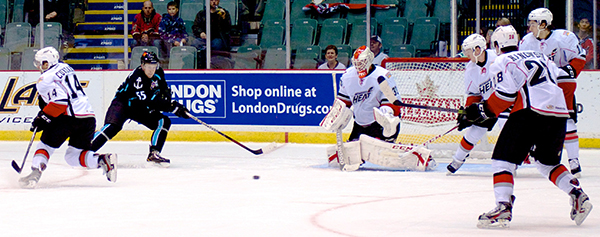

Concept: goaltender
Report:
left=320, top=46, right=436, bottom=171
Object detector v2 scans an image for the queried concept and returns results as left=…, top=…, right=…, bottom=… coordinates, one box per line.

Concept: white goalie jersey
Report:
left=337, top=66, right=399, bottom=126
left=36, top=63, right=94, bottom=118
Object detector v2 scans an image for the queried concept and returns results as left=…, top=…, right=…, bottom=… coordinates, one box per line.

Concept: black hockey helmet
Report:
left=141, top=51, right=159, bottom=64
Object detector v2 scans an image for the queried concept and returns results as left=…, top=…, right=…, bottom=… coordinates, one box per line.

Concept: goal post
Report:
left=382, top=57, right=500, bottom=159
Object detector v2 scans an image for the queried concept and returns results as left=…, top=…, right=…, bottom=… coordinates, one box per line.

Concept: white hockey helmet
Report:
left=528, top=8, right=553, bottom=26
left=352, top=45, right=374, bottom=79
left=34, top=46, right=60, bottom=71
left=461, top=33, right=486, bottom=57
left=491, top=25, right=518, bottom=54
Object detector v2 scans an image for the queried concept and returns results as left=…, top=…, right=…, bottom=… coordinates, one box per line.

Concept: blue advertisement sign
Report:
left=166, top=72, right=339, bottom=126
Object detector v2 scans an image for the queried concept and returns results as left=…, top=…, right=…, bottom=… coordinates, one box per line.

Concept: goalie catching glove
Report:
left=373, top=106, right=400, bottom=137
left=30, top=110, right=53, bottom=132
left=461, top=102, right=495, bottom=123
left=171, top=101, right=190, bottom=119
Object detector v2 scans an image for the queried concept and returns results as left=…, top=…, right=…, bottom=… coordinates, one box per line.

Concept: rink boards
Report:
left=0, top=69, right=599, bottom=148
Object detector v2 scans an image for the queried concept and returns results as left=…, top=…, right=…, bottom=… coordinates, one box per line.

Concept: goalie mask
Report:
left=491, top=25, right=518, bottom=54
left=33, top=46, right=60, bottom=71
left=352, top=46, right=374, bottom=79
left=461, top=34, right=486, bottom=59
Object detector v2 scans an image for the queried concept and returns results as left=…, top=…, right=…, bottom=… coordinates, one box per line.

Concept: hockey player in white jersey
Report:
left=320, top=46, right=436, bottom=172
left=447, top=33, right=504, bottom=174
left=464, top=26, right=592, bottom=228
left=519, top=8, right=585, bottom=177
left=18, top=47, right=117, bottom=188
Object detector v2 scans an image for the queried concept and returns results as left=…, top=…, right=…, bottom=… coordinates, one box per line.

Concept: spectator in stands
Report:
left=496, top=18, right=511, bottom=27
left=318, top=45, right=346, bottom=69
left=132, top=0, right=162, bottom=48
left=191, top=0, right=232, bottom=51
left=158, top=1, right=188, bottom=57
left=25, top=0, right=71, bottom=37
left=370, top=35, right=389, bottom=66
left=576, top=18, right=594, bottom=69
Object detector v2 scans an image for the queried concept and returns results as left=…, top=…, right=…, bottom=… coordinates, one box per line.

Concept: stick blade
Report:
left=256, top=142, right=280, bottom=155
left=11, top=160, right=22, bottom=173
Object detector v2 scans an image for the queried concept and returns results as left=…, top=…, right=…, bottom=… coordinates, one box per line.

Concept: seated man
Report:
left=131, top=0, right=162, bottom=48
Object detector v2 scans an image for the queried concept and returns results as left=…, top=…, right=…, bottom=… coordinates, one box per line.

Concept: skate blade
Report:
left=575, top=202, right=593, bottom=225
left=19, top=180, right=37, bottom=189
left=477, top=219, right=510, bottom=229
left=573, top=172, right=581, bottom=179
left=146, top=161, right=170, bottom=168
left=106, top=154, right=118, bottom=183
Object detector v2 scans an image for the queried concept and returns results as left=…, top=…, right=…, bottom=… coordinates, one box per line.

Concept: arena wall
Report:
left=0, top=70, right=598, bottom=148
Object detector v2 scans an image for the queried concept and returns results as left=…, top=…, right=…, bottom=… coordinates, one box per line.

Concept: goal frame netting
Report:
left=382, top=57, right=500, bottom=159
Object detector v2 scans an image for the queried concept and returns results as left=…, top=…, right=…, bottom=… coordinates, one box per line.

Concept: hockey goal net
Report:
left=383, top=57, right=501, bottom=159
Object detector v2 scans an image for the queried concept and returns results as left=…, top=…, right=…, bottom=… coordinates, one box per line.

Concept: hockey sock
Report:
left=31, top=142, right=56, bottom=170
left=549, top=164, right=578, bottom=194
left=91, top=124, right=121, bottom=151
left=150, top=118, right=171, bottom=152
left=492, top=160, right=516, bottom=204
left=564, top=131, right=580, bottom=160
left=65, top=147, right=98, bottom=168
left=453, top=126, right=487, bottom=161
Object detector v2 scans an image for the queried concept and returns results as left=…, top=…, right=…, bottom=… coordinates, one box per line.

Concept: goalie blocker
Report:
left=327, top=135, right=437, bottom=171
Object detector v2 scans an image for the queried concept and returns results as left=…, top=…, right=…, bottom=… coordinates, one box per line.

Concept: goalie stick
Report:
left=377, top=76, right=460, bottom=113
left=12, top=127, right=37, bottom=173
left=186, top=112, right=277, bottom=155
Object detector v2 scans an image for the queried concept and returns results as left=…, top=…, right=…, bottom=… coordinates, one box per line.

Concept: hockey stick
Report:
left=186, top=112, right=276, bottom=155
left=12, top=127, right=37, bottom=173
left=377, top=77, right=460, bottom=113
left=422, top=125, right=459, bottom=147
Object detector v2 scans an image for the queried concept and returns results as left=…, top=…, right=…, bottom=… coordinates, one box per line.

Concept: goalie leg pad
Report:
left=320, top=98, right=353, bottom=132
left=373, top=107, right=400, bottom=137
left=359, top=135, right=435, bottom=171
left=327, top=141, right=363, bottom=171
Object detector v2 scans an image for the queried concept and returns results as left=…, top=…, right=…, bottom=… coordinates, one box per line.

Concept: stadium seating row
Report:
left=258, top=17, right=439, bottom=56
left=232, top=43, right=416, bottom=69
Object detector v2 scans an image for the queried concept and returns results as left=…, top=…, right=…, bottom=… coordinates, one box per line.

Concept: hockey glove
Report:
left=560, top=65, right=576, bottom=78
left=171, top=101, right=190, bottom=119
left=31, top=111, right=53, bottom=132
left=464, top=102, right=495, bottom=123
left=456, top=107, right=473, bottom=131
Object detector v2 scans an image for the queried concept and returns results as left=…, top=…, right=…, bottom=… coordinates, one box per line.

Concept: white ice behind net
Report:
left=384, top=59, right=501, bottom=159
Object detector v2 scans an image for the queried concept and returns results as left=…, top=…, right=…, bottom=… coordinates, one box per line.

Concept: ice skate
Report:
left=446, top=158, right=465, bottom=175
left=570, top=188, right=593, bottom=225
left=569, top=158, right=582, bottom=178
left=18, top=167, right=42, bottom=189
left=477, top=195, right=515, bottom=229
left=147, top=150, right=170, bottom=168
left=98, top=153, right=117, bottom=182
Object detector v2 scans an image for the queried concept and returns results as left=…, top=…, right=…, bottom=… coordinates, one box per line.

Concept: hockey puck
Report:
left=253, top=175, right=260, bottom=180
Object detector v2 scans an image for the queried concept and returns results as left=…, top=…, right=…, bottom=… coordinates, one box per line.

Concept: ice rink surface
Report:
left=0, top=141, right=598, bottom=236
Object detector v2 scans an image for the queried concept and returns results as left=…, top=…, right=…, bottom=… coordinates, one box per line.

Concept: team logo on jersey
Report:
left=133, top=77, right=143, bottom=89
left=402, top=76, right=461, bottom=125
left=548, top=48, right=558, bottom=62
left=150, top=80, right=158, bottom=90
left=352, top=87, right=373, bottom=104
left=481, top=67, right=487, bottom=74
